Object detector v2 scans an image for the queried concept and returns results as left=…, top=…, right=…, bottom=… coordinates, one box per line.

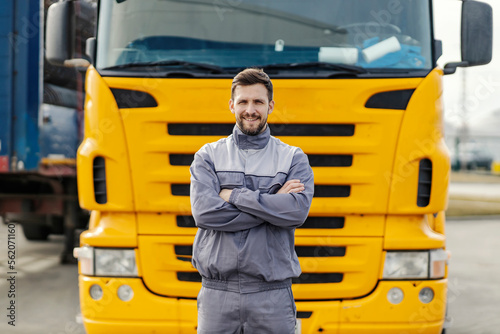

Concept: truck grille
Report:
left=110, top=77, right=417, bottom=300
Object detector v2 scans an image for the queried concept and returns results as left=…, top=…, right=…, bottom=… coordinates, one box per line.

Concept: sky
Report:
left=433, top=0, right=500, bottom=133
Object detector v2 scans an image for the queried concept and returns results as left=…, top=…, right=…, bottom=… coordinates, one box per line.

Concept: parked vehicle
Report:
left=47, top=0, right=492, bottom=332
left=0, top=0, right=95, bottom=262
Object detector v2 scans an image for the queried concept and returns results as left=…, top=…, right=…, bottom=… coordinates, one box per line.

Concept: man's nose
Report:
left=247, top=102, right=258, bottom=112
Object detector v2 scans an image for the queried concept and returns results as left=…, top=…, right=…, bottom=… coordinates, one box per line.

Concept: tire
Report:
left=22, top=224, right=51, bottom=241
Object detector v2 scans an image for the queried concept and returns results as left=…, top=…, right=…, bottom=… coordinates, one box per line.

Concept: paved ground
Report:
left=0, top=216, right=499, bottom=334
left=445, top=217, right=500, bottom=334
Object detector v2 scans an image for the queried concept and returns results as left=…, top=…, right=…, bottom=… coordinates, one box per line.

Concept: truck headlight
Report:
left=383, top=251, right=429, bottom=279
left=74, top=246, right=138, bottom=277
left=383, top=249, right=447, bottom=280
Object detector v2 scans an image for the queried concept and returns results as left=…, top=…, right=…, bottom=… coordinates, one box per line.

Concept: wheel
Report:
left=22, top=224, right=50, bottom=241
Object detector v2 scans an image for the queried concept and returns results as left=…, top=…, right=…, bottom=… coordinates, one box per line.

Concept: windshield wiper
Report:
left=102, top=60, right=226, bottom=74
left=261, top=61, right=367, bottom=74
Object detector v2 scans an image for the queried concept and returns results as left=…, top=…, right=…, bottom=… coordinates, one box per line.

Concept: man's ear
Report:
left=229, top=99, right=235, bottom=114
left=268, top=100, right=275, bottom=115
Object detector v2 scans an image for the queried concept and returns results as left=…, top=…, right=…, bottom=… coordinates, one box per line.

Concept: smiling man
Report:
left=190, top=68, right=314, bottom=333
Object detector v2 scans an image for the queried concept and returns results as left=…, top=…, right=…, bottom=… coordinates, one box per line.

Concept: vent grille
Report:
left=417, top=158, right=432, bottom=207
left=93, top=157, right=107, bottom=204
left=171, top=184, right=351, bottom=198
left=175, top=215, right=345, bottom=229
left=177, top=272, right=201, bottom=282
left=295, top=246, right=346, bottom=257
left=314, top=185, right=351, bottom=198
left=292, top=273, right=343, bottom=284
left=110, top=88, right=158, bottom=108
left=175, top=272, right=343, bottom=284
left=167, top=123, right=355, bottom=137
left=297, top=312, right=313, bottom=319
left=170, top=154, right=195, bottom=166
left=170, top=153, right=353, bottom=167
left=175, top=245, right=344, bottom=283
left=365, top=89, right=415, bottom=110
left=176, top=215, right=196, bottom=228
left=300, top=217, right=345, bottom=229
left=307, top=154, right=353, bottom=167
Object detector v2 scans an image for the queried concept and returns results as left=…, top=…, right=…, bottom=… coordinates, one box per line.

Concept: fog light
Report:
left=89, top=284, right=103, bottom=300
left=419, top=287, right=434, bottom=304
left=387, top=287, right=404, bottom=304
left=117, top=285, right=134, bottom=302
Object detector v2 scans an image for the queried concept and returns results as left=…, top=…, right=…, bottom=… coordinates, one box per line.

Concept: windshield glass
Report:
left=96, top=0, right=433, bottom=73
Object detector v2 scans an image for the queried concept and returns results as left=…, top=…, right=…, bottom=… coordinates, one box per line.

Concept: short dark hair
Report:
left=231, top=68, right=273, bottom=101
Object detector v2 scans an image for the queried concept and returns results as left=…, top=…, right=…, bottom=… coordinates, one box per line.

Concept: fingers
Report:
left=277, top=180, right=305, bottom=194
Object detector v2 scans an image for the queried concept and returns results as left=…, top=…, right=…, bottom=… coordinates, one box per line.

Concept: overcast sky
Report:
left=433, top=0, right=500, bottom=129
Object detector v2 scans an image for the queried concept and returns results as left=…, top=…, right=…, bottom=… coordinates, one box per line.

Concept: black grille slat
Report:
left=170, top=154, right=195, bottom=166
left=170, top=154, right=353, bottom=167
left=93, top=157, right=107, bottom=204
left=297, top=312, right=313, bottom=319
left=300, top=217, right=345, bottom=229
left=167, top=123, right=355, bottom=137
left=307, top=154, right=353, bottom=167
left=177, top=272, right=202, bottom=282
left=417, top=159, right=432, bottom=207
left=174, top=245, right=345, bottom=258
left=365, top=89, right=415, bottom=110
left=295, top=246, right=346, bottom=257
left=171, top=184, right=190, bottom=196
left=314, top=185, right=351, bottom=198
left=110, top=88, right=158, bottom=108
left=292, top=273, right=343, bottom=284
left=174, top=245, right=193, bottom=256
left=178, top=215, right=345, bottom=229
left=177, top=215, right=196, bottom=228
left=172, top=184, right=351, bottom=198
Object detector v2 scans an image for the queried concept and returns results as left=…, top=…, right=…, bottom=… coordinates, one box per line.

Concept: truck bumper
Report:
left=298, top=279, right=447, bottom=334
left=79, top=276, right=446, bottom=334
left=79, top=276, right=198, bottom=334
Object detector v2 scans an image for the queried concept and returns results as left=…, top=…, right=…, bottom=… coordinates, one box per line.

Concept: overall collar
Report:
left=233, top=124, right=271, bottom=150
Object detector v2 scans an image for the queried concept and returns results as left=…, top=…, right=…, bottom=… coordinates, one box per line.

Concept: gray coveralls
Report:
left=190, top=125, right=314, bottom=333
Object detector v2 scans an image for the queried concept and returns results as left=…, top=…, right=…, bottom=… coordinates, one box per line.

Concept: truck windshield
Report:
left=96, top=0, right=433, bottom=74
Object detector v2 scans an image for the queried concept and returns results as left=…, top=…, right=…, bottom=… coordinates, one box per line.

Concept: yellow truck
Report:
left=46, top=0, right=492, bottom=333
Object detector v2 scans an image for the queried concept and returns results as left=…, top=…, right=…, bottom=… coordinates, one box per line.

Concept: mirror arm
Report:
left=443, top=61, right=469, bottom=75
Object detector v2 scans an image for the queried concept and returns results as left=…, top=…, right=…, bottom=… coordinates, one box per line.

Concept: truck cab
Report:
left=46, top=0, right=492, bottom=333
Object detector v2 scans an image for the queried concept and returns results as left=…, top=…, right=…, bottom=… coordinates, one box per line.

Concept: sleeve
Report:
left=190, top=145, right=265, bottom=232
left=228, top=148, right=314, bottom=230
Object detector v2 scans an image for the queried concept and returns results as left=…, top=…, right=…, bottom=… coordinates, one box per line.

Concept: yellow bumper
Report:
left=298, top=280, right=446, bottom=334
left=79, top=276, right=197, bottom=334
left=80, top=277, right=446, bottom=334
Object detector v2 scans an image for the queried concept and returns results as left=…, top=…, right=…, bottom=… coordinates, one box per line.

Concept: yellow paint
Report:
left=492, top=161, right=500, bottom=174
left=40, top=158, right=76, bottom=165
left=77, top=68, right=449, bottom=333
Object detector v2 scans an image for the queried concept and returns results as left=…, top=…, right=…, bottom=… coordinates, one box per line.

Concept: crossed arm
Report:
left=190, top=146, right=314, bottom=232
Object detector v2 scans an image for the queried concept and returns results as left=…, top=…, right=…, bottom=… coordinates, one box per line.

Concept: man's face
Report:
left=229, top=84, right=274, bottom=136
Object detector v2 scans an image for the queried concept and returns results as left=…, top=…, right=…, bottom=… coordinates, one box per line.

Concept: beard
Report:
left=236, top=113, right=268, bottom=136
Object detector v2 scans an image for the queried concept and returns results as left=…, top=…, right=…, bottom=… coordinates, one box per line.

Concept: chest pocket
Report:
left=217, top=172, right=244, bottom=190
left=258, top=173, right=288, bottom=194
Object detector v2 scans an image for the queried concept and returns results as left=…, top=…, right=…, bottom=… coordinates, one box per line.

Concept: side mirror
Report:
left=444, top=0, right=493, bottom=74
left=46, top=1, right=76, bottom=66
left=46, top=1, right=90, bottom=68
left=461, top=0, right=493, bottom=66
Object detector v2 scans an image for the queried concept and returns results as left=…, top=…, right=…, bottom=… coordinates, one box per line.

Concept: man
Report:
left=190, top=68, right=314, bottom=333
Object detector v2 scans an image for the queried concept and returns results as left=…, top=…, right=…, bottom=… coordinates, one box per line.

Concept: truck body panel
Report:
left=62, top=0, right=490, bottom=332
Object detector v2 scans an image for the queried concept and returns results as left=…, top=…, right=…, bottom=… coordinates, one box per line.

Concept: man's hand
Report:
left=277, top=180, right=305, bottom=194
left=219, top=188, right=233, bottom=202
